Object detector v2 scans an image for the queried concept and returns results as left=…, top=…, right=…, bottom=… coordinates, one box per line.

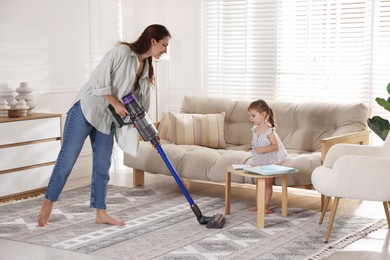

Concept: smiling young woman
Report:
left=37, top=24, right=171, bottom=227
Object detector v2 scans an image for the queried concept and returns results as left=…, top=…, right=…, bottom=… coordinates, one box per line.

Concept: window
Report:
left=203, top=0, right=277, bottom=100
left=276, top=1, right=372, bottom=103
left=203, top=0, right=390, bottom=119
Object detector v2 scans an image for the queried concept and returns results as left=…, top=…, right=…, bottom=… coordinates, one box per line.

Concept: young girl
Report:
left=244, top=99, right=287, bottom=214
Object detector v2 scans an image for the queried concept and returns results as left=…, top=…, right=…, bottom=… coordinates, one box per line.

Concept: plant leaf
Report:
left=367, top=116, right=390, bottom=141
left=375, top=97, right=390, bottom=112
left=387, top=82, right=390, bottom=95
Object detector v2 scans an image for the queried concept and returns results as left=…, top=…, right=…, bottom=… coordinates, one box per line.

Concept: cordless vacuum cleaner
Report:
left=108, top=93, right=226, bottom=229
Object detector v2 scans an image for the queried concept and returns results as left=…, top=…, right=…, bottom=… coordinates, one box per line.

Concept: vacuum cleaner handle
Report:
left=107, top=104, right=133, bottom=128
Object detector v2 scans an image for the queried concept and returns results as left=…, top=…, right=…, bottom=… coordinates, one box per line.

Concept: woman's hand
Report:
left=104, top=95, right=129, bottom=117
left=113, top=102, right=129, bottom=117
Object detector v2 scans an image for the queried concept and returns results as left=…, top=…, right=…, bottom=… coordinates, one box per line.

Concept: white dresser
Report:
left=0, top=113, right=62, bottom=202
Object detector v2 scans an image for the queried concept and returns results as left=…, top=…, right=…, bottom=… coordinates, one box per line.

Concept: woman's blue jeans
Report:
left=45, top=100, right=114, bottom=209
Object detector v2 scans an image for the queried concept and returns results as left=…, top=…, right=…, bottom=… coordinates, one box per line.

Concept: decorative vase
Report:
left=0, top=83, right=15, bottom=105
left=0, top=100, right=10, bottom=118
left=16, top=82, right=34, bottom=114
left=26, top=101, right=36, bottom=114
left=10, top=92, right=18, bottom=109
left=14, top=99, right=29, bottom=117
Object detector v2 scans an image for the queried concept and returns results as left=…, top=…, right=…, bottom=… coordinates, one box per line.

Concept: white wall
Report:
left=160, top=0, right=202, bottom=114
left=125, top=0, right=203, bottom=116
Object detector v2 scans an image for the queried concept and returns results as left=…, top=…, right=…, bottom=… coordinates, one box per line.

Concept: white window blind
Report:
left=203, top=0, right=390, bottom=108
left=203, top=0, right=277, bottom=100
left=276, top=0, right=372, bottom=103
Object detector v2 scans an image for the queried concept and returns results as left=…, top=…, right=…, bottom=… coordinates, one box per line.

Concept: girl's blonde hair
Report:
left=248, top=99, right=276, bottom=127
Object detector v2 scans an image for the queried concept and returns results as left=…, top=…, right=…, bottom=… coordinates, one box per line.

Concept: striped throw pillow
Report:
left=158, top=112, right=227, bottom=149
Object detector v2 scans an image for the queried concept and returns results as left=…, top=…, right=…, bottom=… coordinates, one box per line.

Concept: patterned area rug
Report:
left=0, top=185, right=386, bottom=260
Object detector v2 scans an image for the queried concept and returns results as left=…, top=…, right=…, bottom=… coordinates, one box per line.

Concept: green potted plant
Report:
left=367, top=82, right=390, bottom=141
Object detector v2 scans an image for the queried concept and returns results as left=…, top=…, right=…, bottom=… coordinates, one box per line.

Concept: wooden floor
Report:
left=1, top=169, right=389, bottom=260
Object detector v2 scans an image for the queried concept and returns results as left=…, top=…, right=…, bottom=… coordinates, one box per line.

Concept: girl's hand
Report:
left=244, top=144, right=255, bottom=152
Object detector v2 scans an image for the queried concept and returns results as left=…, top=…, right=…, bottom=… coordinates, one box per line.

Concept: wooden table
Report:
left=225, top=165, right=296, bottom=229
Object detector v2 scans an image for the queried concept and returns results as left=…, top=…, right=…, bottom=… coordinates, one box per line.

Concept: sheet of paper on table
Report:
left=244, top=164, right=297, bottom=175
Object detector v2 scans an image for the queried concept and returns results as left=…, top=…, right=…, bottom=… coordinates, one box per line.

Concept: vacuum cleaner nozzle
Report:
left=192, top=204, right=226, bottom=228
left=205, top=213, right=226, bottom=228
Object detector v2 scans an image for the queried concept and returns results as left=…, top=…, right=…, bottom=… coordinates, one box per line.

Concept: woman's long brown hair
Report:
left=118, top=24, right=171, bottom=86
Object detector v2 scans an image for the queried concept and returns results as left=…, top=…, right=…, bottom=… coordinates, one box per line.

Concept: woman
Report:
left=38, top=24, right=171, bottom=227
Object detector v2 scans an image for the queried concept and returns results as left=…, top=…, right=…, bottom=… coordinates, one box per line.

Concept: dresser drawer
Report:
left=0, top=140, right=61, bottom=172
left=0, top=165, right=53, bottom=197
left=0, top=117, right=61, bottom=145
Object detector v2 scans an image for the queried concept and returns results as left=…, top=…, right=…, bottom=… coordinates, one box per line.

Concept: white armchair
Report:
left=312, top=136, right=390, bottom=242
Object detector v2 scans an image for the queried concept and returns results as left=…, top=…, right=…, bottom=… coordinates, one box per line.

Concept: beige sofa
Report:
left=124, top=96, right=370, bottom=188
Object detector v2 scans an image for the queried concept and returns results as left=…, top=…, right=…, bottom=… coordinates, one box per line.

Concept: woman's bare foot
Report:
left=38, top=199, right=54, bottom=227
left=248, top=206, right=273, bottom=214
left=95, top=209, right=125, bottom=226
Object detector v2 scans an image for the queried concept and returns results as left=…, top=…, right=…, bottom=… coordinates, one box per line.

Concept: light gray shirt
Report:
left=73, top=44, right=151, bottom=155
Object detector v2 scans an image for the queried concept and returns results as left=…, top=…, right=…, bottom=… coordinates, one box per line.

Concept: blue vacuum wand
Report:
left=108, top=93, right=226, bottom=228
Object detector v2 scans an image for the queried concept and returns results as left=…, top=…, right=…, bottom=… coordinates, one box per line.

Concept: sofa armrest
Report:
left=321, top=130, right=370, bottom=163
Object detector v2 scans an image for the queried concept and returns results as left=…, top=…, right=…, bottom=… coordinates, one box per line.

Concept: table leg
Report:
left=225, top=171, right=231, bottom=215
left=281, top=175, right=288, bottom=217
left=256, top=178, right=265, bottom=229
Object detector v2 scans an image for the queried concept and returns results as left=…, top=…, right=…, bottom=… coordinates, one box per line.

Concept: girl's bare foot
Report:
left=96, top=209, right=125, bottom=226
left=38, top=199, right=54, bottom=227
left=248, top=206, right=273, bottom=214
left=249, top=206, right=257, bottom=212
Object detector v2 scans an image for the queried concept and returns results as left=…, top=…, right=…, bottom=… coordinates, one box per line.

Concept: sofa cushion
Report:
left=268, top=101, right=370, bottom=152
left=158, top=112, right=227, bottom=149
left=158, top=112, right=174, bottom=141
